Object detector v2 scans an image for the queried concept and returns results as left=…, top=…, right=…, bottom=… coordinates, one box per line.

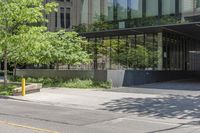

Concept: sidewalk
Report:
left=11, top=88, right=200, bottom=124
left=11, top=88, right=159, bottom=110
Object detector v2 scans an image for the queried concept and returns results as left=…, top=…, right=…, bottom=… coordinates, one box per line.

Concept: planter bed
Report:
left=0, top=82, right=42, bottom=96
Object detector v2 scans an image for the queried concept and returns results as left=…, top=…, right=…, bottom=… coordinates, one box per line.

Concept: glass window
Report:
left=80, top=0, right=89, bottom=24
left=92, top=0, right=101, bottom=23
left=55, top=12, right=57, bottom=27
left=146, top=0, right=158, bottom=17
left=117, top=0, right=128, bottom=20
left=104, top=0, right=114, bottom=21
left=60, top=7, right=65, bottom=28
left=196, top=0, right=200, bottom=8
left=130, top=0, right=142, bottom=18
left=145, top=34, right=158, bottom=70
left=66, top=8, right=70, bottom=28
left=162, top=0, right=176, bottom=15
left=179, top=0, right=194, bottom=13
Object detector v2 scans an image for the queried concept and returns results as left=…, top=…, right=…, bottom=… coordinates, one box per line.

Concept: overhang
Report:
left=80, top=22, right=200, bottom=40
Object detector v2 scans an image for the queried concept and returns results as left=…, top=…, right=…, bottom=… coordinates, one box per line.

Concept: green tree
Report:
left=128, top=45, right=149, bottom=69
left=7, top=27, right=49, bottom=76
left=0, top=0, right=57, bottom=86
left=41, top=31, right=91, bottom=69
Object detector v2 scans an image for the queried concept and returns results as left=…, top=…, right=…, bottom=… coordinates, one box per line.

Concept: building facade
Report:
left=47, top=0, right=200, bottom=31
left=46, top=0, right=200, bottom=71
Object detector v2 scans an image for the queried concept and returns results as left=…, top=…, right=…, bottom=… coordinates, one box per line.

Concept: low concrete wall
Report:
left=16, top=69, right=195, bottom=87
left=94, top=70, right=125, bottom=87
left=94, top=70, right=195, bottom=87
left=122, top=70, right=194, bottom=86
left=16, top=69, right=94, bottom=80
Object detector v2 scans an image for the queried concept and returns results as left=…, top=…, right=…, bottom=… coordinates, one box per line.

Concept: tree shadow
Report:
left=101, top=95, right=200, bottom=119
left=135, top=79, right=200, bottom=91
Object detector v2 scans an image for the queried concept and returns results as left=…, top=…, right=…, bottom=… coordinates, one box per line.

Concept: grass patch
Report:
left=9, top=77, right=112, bottom=89
left=0, top=84, right=19, bottom=96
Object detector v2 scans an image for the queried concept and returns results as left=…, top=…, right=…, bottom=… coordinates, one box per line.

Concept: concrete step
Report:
left=12, top=83, right=42, bottom=96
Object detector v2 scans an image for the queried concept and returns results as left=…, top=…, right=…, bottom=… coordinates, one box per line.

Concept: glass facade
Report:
left=83, top=33, right=161, bottom=70
left=92, top=0, right=101, bottom=23
left=77, top=0, right=200, bottom=71
left=196, top=0, right=200, bottom=8
left=104, top=0, right=114, bottom=21
left=117, top=0, right=128, bottom=20
left=80, top=0, right=89, bottom=24
left=146, top=0, right=158, bottom=17
left=162, top=0, right=176, bottom=15
left=78, top=0, right=200, bottom=31
left=130, top=0, right=143, bottom=18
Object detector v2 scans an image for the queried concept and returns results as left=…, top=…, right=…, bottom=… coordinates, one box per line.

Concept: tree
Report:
left=0, top=0, right=58, bottom=86
left=40, top=31, right=91, bottom=69
left=128, top=45, right=149, bottom=69
left=7, top=27, right=49, bottom=76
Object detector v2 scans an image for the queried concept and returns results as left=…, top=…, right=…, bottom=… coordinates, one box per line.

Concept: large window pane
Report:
left=130, top=0, right=142, bottom=18
left=179, top=0, right=194, bottom=13
left=179, top=0, right=195, bottom=22
left=197, top=0, right=200, bottom=8
left=146, top=0, right=158, bottom=17
left=92, top=0, right=101, bottom=23
left=162, top=0, right=175, bottom=15
left=145, top=34, right=158, bottom=70
left=60, top=7, right=65, bottom=28
left=117, top=0, right=128, bottom=20
left=104, top=0, right=114, bottom=21
left=66, top=8, right=70, bottom=28
left=80, top=0, right=88, bottom=24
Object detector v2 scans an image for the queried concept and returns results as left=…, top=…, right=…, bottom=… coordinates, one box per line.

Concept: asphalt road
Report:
left=1, top=96, right=200, bottom=133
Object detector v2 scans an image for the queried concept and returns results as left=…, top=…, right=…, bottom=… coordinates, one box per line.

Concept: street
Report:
left=0, top=84, right=200, bottom=133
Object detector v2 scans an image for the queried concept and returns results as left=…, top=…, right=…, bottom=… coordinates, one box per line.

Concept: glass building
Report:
left=78, top=0, right=200, bottom=29
left=73, top=0, right=200, bottom=71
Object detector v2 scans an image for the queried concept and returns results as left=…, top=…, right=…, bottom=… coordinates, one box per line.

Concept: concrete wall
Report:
left=16, top=69, right=195, bottom=87
left=122, top=70, right=194, bottom=86
left=94, top=70, right=125, bottom=87
left=16, top=69, right=93, bottom=80
left=94, top=70, right=195, bottom=87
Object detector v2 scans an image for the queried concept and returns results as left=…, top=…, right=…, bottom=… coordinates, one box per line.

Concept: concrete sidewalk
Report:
left=11, top=88, right=159, bottom=110
left=11, top=88, right=200, bottom=121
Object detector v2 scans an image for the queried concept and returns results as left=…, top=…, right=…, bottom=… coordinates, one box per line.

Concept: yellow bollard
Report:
left=22, top=78, right=26, bottom=96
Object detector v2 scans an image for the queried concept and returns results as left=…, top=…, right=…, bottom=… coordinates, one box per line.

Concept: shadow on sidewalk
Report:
left=100, top=95, right=200, bottom=119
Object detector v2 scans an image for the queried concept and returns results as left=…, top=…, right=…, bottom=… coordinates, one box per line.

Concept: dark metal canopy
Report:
left=80, top=22, right=200, bottom=40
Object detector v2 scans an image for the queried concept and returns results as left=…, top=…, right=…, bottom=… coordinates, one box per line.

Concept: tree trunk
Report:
left=3, top=50, right=8, bottom=87
left=14, top=63, right=17, bottom=79
left=56, top=62, right=59, bottom=70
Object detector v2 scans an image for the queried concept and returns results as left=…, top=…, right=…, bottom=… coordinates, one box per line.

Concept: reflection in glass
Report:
left=117, top=0, right=128, bottom=20
left=92, top=0, right=101, bottom=23
left=81, top=0, right=89, bottom=24
left=197, top=0, right=200, bottom=8
left=145, top=34, right=158, bottom=70
left=146, top=0, right=158, bottom=17
left=162, top=0, right=175, bottom=15
left=104, top=0, right=114, bottom=21
left=130, top=0, right=142, bottom=18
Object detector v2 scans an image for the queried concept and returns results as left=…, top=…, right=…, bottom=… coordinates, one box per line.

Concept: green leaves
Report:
left=43, top=31, right=91, bottom=65
left=0, top=0, right=57, bottom=67
left=0, top=0, right=90, bottom=73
